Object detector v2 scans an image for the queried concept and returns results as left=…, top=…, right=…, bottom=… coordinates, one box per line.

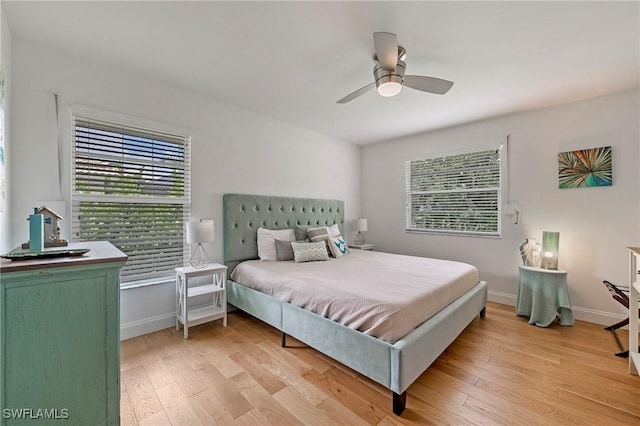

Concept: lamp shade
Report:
left=540, top=231, right=560, bottom=270
left=186, top=220, right=215, bottom=244
left=354, top=218, right=368, bottom=232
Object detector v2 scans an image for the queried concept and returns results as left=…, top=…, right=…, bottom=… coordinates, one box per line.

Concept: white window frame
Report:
left=405, top=145, right=502, bottom=238
left=70, top=105, right=191, bottom=288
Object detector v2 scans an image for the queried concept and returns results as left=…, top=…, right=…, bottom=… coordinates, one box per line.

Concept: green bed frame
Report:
left=223, top=193, right=487, bottom=415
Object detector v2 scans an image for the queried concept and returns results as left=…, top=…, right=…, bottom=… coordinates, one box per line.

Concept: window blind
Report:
left=406, top=147, right=501, bottom=237
left=71, top=115, right=191, bottom=285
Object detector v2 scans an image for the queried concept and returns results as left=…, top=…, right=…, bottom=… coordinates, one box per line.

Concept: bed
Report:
left=223, top=193, right=487, bottom=415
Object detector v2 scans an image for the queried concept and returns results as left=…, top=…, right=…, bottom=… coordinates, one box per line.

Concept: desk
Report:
left=516, top=265, right=574, bottom=327
left=628, top=247, right=640, bottom=375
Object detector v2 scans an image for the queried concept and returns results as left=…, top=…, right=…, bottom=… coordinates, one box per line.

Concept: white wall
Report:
left=362, top=89, right=640, bottom=324
left=9, top=38, right=361, bottom=339
left=7, top=34, right=639, bottom=336
left=0, top=6, right=12, bottom=253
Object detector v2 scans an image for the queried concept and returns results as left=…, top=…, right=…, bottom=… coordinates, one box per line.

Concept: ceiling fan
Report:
left=337, top=32, right=454, bottom=104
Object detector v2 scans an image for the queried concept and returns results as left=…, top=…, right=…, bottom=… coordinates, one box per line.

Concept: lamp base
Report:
left=354, top=231, right=366, bottom=246
left=540, top=259, right=558, bottom=270
left=189, top=244, right=210, bottom=268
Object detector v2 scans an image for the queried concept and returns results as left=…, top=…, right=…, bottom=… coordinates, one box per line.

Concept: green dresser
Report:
left=1, top=241, right=127, bottom=425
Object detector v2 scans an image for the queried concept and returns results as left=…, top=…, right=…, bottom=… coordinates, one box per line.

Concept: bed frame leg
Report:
left=480, top=307, right=486, bottom=318
left=281, top=332, right=286, bottom=347
left=392, top=391, right=406, bottom=415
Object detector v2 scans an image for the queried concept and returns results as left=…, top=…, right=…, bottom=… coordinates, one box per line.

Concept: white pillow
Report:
left=291, top=241, right=330, bottom=263
left=257, top=228, right=295, bottom=261
left=328, top=236, right=349, bottom=258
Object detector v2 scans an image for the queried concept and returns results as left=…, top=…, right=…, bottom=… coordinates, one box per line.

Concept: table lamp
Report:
left=541, top=231, right=560, bottom=270
left=186, top=220, right=214, bottom=268
left=353, top=218, right=368, bottom=245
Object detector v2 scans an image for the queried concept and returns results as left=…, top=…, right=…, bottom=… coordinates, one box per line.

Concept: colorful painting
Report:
left=0, top=67, right=4, bottom=211
left=558, top=146, right=612, bottom=189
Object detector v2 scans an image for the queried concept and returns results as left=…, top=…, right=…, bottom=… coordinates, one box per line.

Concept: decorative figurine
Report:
left=519, top=237, right=542, bottom=268
left=28, top=210, right=44, bottom=252
left=22, top=206, right=69, bottom=249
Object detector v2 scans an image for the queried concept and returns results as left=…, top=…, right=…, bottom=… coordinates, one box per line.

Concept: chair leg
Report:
left=605, top=317, right=629, bottom=331
left=607, top=324, right=632, bottom=357
left=601, top=280, right=640, bottom=357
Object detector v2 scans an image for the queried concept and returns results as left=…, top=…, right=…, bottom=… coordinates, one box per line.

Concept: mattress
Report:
left=229, top=249, right=479, bottom=343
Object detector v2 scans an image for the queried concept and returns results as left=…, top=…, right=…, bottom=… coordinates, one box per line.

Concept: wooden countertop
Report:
left=1, top=241, right=127, bottom=274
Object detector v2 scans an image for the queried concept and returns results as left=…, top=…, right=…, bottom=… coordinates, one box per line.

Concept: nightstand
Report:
left=175, top=263, right=228, bottom=338
left=350, top=243, right=375, bottom=251
left=516, top=265, right=573, bottom=327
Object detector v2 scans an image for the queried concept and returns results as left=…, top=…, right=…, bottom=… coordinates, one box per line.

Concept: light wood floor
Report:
left=120, top=302, right=640, bottom=425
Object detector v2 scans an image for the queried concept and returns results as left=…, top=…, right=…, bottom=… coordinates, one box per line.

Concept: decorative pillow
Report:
left=275, top=239, right=295, bottom=261
left=307, top=224, right=341, bottom=241
left=307, top=226, right=329, bottom=243
left=291, top=241, right=329, bottom=263
left=307, top=225, right=342, bottom=256
left=328, top=236, right=349, bottom=258
left=257, top=228, right=295, bottom=261
left=294, top=225, right=311, bottom=241
left=328, top=223, right=341, bottom=237
left=306, top=227, right=330, bottom=256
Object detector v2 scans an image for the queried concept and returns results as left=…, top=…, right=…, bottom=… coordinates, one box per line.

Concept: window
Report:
left=71, top=113, right=191, bottom=286
left=406, top=146, right=502, bottom=237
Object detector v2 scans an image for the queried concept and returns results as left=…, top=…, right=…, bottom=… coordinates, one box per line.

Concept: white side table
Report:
left=175, top=263, right=228, bottom=339
left=350, top=243, right=375, bottom=251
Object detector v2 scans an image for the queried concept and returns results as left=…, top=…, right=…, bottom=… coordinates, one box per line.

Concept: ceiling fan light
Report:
left=377, top=81, right=402, bottom=97
left=374, top=59, right=405, bottom=98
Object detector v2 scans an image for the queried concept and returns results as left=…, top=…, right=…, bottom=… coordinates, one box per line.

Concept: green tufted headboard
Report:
left=223, top=194, right=344, bottom=272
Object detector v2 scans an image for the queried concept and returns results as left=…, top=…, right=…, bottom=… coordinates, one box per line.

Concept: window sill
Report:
left=406, top=229, right=501, bottom=238
left=120, top=276, right=176, bottom=290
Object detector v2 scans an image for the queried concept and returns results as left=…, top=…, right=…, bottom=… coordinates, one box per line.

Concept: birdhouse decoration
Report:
left=22, top=206, right=68, bottom=249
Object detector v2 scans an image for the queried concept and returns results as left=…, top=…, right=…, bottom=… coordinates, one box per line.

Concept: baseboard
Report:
left=488, top=290, right=516, bottom=306
left=488, top=290, right=626, bottom=327
left=120, top=312, right=176, bottom=340
left=571, top=306, right=627, bottom=327
left=120, top=305, right=236, bottom=340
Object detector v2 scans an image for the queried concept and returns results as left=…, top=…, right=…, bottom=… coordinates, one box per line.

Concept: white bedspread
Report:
left=230, top=250, right=479, bottom=343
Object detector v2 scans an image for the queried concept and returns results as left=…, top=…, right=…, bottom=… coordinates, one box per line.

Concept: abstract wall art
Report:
left=558, top=146, right=612, bottom=189
left=0, top=68, right=4, bottom=211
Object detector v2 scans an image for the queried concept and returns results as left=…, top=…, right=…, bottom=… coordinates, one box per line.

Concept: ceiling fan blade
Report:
left=373, top=32, right=398, bottom=71
left=336, top=83, right=375, bottom=104
left=404, top=75, right=454, bottom=95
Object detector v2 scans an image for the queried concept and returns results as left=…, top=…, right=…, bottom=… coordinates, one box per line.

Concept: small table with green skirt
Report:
left=516, top=265, right=574, bottom=327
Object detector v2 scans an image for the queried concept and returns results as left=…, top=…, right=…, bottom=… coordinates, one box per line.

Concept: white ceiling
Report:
left=4, top=1, right=639, bottom=145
